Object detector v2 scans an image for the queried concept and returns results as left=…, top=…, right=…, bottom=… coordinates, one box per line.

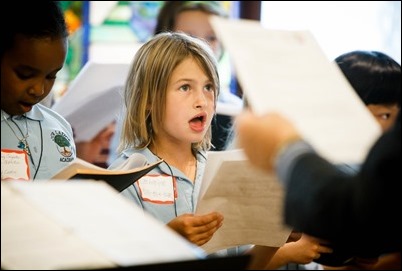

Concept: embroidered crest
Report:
left=51, top=130, right=74, bottom=161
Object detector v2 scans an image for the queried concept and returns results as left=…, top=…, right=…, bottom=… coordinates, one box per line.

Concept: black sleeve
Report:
left=284, top=112, right=401, bottom=258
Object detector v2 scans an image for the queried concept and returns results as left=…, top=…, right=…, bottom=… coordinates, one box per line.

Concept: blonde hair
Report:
left=118, top=32, right=220, bottom=154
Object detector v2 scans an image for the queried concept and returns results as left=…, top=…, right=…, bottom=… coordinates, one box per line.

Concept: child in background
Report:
left=335, top=50, right=400, bottom=132
left=1, top=1, right=76, bottom=180
left=265, top=51, right=401, bottom=270
left=318, top=51, right=401, bottom=270
left=52, top=61, right=130, bottom=168
left=269, top=51, right=401, bottom=270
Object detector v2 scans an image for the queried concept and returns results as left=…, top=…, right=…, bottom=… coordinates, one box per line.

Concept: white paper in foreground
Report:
left=210, top=17, right=381, bottom=164
left=196, top=149, right=292, bottom=254
left=1, top=181, right=204, bottom=270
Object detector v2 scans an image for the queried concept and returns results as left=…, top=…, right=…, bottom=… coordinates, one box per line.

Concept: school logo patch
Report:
left=51, top=130, right=74, bottom=161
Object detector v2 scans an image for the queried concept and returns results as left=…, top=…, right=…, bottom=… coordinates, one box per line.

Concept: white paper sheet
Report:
left=210, top=17, right=381, bottom=164
left=196, top=149, right=292, bottom=254
left=1, top=181, right=204, bottom=269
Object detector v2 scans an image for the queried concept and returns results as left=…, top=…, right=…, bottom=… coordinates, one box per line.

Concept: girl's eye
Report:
left=379, top=113, right=390, bottom=120
left=179, top=85, right=190, bottom=92
left=46, top=71, right=59, bottom=80
left=16, top=72, right=34, bottom=80
left=16, top=71, right=57, bottom=80
left=205, top=84, right=214, bottom=92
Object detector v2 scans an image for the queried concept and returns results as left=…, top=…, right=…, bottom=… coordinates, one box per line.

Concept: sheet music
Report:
left=210, top=17, right=381, bottom=164
left=196, top=149, right=292, bottom=253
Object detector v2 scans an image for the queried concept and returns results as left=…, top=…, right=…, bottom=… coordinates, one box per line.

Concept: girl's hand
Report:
left=167, top=212, right=224, bottom=246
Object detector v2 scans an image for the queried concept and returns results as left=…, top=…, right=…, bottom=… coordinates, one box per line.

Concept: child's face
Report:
left=367, top=104, right=400, bottom=132
left=76, top=122, right=116, bottom=167
left=161, top=57, right=215, bottom=145
left=1, top=34, right=67, bottom=115
left=174, top=10, right=222, bottom=60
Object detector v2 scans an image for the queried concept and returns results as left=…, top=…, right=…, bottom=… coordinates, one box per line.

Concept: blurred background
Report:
left=56, top=1, right=401, bottom=99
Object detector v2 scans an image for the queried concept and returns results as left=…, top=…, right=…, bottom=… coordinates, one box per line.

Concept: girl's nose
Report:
left=194, top=89, right=208, bottom=109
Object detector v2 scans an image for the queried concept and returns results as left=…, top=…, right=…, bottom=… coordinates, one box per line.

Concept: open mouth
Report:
left=189, top=114, right=207, bottom=132
left=19, top=101, right=34, bottom=112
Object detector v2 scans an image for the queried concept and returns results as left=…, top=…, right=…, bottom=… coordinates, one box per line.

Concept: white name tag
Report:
left=138, top=174, right=177, bottom=203
left=1, top=149, right=30, bottom=181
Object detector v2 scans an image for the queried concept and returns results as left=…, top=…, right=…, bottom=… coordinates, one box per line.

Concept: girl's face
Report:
left=174, top=10, right=222, bottom=60
left=1, top=34, right=67, bottom=115
left=159, top=57, right=215, bottom=146
left=367, top=104, right=400, bottom=132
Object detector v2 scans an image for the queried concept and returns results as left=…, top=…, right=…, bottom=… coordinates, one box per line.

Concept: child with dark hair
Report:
left=335, top=50, right=401, bottom=132
left=1, top=1, right=76, bottom=180
left=317, top=51, right=401, bottom=269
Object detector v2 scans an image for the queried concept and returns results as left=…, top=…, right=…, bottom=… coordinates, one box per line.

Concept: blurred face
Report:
left=174, top=10, right=222, bottom=59
left=367, top=104, right=400, bottom=132
left=157, top=57, right=215, bottom=147
left=76, top=122, right=116, bottom=167
left=1, top=34, right=67, bottom=115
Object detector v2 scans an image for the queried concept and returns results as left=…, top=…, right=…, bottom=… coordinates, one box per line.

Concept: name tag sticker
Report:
left=1, top=149, right=30, bottom=181
left=138, top=174, right=177, bottom=203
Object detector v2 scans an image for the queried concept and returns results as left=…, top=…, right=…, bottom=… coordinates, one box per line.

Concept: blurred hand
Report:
left=264, top=233, right=333, bottom=269
left=236, top=111, right=301, bottom=172
left=288, top=234, right=333, bottom=264
left=167, top=212, right=224, bottom=246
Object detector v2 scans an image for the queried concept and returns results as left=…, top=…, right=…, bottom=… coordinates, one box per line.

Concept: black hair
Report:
left=335, top=50, right=401, bottom=107
left=1, top=1, right=68, bottom=58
